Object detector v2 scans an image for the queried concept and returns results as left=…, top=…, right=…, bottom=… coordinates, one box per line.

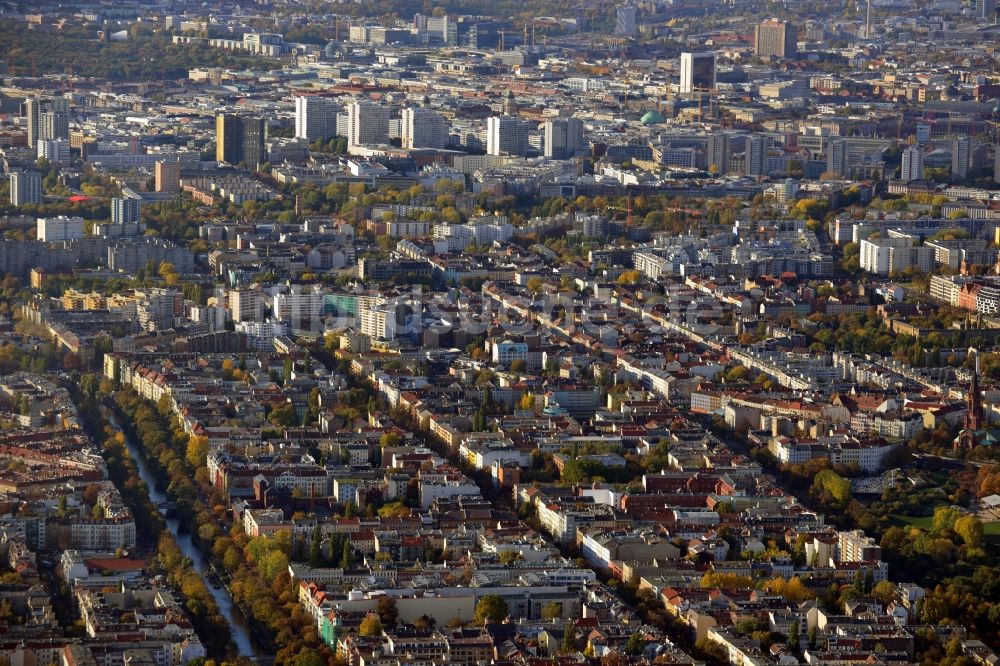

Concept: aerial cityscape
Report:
left=0, top=0, right=999, bottom=665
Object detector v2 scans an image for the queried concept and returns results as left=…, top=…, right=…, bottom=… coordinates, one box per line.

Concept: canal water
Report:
left=109, top=411, right=269, bottom=658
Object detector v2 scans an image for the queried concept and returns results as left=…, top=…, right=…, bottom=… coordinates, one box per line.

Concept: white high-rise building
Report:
left=827, top=138, right=848, bottom=178
left=273, top=286, right=325, bottom=322
left=679, top=52, right=716, bottom=95
left=37, top=216, right=84, bottom=242
left=347, top=101, right=390, bottom=149
left=543, top=118, right=583, bottom=159
left=745, top=135, right=765, bottom=177
left=10, top=171, right=41, bottom=206
left=401, top=107, right=448, bottom=149
left=900, top=146, right=924, bottom=182
left=705, top=133, right=729, bottom=174
left=295, top=96, right=340, bottom=141
left=360, top=302, right=399, bottom=340
left=487, top=116, right=527, bottom=156
left=229, top=289, right=262, bottom=323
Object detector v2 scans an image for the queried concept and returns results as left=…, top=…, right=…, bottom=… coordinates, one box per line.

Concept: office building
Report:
left=155, top=160, right=181, bottom=194
left=112, top=197, right=140, bottom=225
left=37, top=139, right=69, bottom=163
left=40, top=110, right=69, bottom=142
left=401, top=106, right=448, bottom=149
left=426, top=15, right=457, bottom=45
left=216, top=113, right=266, bottom=168
left=900, top=146, right=924, bottom=182
left=48, top=96, right=69, bottom=114
left=705, top=133, right=729, bottom=174
left=295, top=96, right=340, bottom=141
left=10, top=171, right=41, bottom=206
left=24, top=98, right=39, bottom=149
left=37, top=216, right=84, bottom=243
left=346, top=100, right=390, bottom=149
left=994, top=145, right=1000, bottom=184
left=679, top=52, right=716, bottom=95
left=976, top=0, right=996, bottom=20
left=543, top=118, right=583, bottom=159
left=745, top=135, right=765, bottom=177
left=952, top=137, right=971, bottom=180
left=615, top=5, right=637, bottom=36
left=827, top=138, right=848, bottom=178
left=754, top=19, right=797, bottom=59
left=487, top=116, right=528, bottom=156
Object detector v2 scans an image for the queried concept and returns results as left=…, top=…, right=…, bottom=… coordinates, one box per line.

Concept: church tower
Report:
left=957, top=352, right=984, bottom=451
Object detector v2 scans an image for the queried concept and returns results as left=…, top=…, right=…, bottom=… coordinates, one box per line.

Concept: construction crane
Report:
left=606, top=187, right=636, bottom=226
left=690, top=85, right=720, bottom=124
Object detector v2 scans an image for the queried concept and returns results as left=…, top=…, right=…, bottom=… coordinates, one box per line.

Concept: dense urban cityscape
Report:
left=0, top=0, right=999, bottom=665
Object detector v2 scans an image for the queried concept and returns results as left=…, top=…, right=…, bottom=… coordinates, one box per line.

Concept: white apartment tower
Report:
left=295, top=96, right=340, bottom=142
left=705, top=133, right=729, bottom=174
left=347, top=100, right=390, bottom=148
left=487, top=116, right=527, bottom=156
left=745, top=135, right=765, bottom=177
left=10, top=171, right=41, bottom=206
left=900, top=145, right=924, bottom=182
left=37, top=216, right=84, bottom=242
left=401, top=106, right=448, bottom=149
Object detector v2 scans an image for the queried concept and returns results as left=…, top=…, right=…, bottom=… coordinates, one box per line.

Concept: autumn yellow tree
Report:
left=763, top=576, right=814, bottom=602
left=158, top=261, right=180, bottom=286
left=185, top=435, right=209, bottom=468
left=700, top=572, right=754, bottom=588
left=359, top=613, right=383, bottom=636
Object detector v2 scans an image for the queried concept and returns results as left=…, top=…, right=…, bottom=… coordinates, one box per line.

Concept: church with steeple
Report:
left=955, top=353, right=999, bottom=451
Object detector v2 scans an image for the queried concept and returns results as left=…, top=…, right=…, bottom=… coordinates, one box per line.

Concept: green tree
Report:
left=380, top=432, right=403, bottom=448
left=872, top=580, right=897, bottom=605
left=625, top=632, right=645, bottom=656
left=268, top=402, right=298, bottom=427
left=812, top=469, right=851, bottom=504
left=787, top=620, right=800, bottom=650
left=290, top=649, right=325, bottom=666
left=309, top=524, right=323, bottom=567
left=473, top=595, right=508, bottom=625
left=561, top=622, right=578, bottom=653
left=340, top=539, right=353, bottom=569
left=932, top=506, right=961, bottom=534
left=541, top=602, right=563, bottom=620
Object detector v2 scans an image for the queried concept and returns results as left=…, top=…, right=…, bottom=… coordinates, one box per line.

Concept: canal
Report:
left=108, top=410, right=269, bottom=659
